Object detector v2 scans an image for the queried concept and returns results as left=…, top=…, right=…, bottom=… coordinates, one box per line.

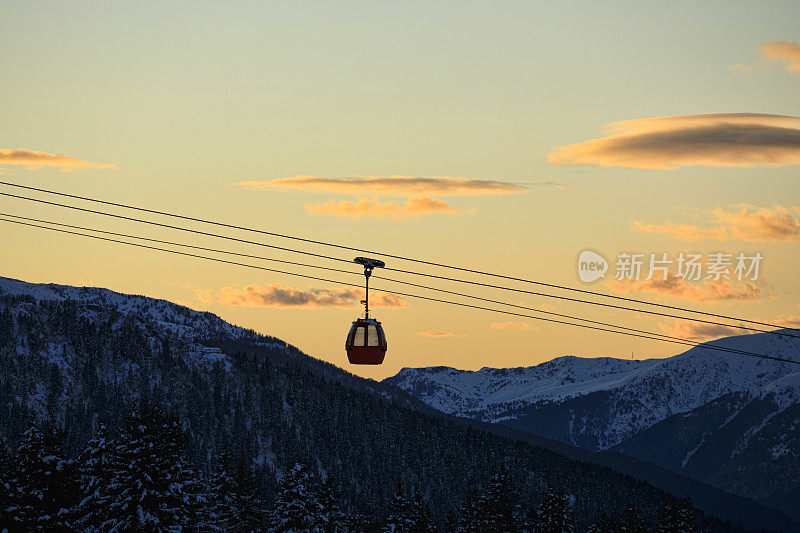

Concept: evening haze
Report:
left=2, top=1, right=799, bottom=380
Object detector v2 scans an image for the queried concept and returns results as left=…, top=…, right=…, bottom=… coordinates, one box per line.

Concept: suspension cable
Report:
left=1, top=189, right=796, bottom=339
left=1, top=216, right=797, bottom=365
left=0, top=180, right=791, bottom=332
left=0, top=191, right=351, bottom=265
left=0, top=211, right=708, bottom=346
left=0, top=212, right=359, bottom=277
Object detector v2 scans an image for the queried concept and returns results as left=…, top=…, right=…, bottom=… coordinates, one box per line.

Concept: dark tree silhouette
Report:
left=15, top=423, right=78, bottom=530
left=0, top=435, right=23, bottom=530
left=658, top=496, right=696, bottom=533
left=271, top=462, right=321, bottom=532
left=100, top=408, right=207, bottom=531
left=534, top=488, right=575, bottom=533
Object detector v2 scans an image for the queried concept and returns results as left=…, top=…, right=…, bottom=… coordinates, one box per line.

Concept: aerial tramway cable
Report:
left=0, top=212, right=761, bottom=348
left=1, top=215, right=798, bottom=366
left=0, top=187, right=797, bottom=340
left=0, top=180, right=793, bottom=334
left=0, top=212, right=357, bottom=276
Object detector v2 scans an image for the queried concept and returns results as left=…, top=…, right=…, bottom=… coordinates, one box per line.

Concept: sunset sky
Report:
left=2, top=1, right=799, bottom=379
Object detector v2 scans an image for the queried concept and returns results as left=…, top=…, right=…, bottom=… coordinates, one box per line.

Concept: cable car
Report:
left=346, top=257, right=388, bottom=364
left=345, top=318, right=387, bottom=364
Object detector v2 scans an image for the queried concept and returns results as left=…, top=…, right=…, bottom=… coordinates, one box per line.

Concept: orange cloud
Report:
left=490, top=321, right=537, bottom=331
left=304, top=196, right=460, bottom=220
left=658, top=321, right=749, bottom=341
left=760, top=40, right=800, bottom=75
left=634, top=204, right=800, bottom=242
left=659, top=308, right=800, bottom=341
left=191, top=286, right=215, bottom=304
left=608, top=275, right=765, bottom=304
left=194, top=283, right=406, bottom=309
left=417, top=331, right=469, bottom=338
left=547, top=113, right=800, bottom=169
left=775, top=314, right=800, bottom=328
left=0, top=149, right=118, bottom=171
left=235, top=175, right=526, bottom=197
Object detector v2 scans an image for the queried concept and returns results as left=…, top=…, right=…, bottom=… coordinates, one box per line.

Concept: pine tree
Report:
left=475, top=466, right=520, bottom=532
left=621, top=506, right=648, bottom=533
left=534, top=488, right=575, bottom=533
left=408, top=483, right=433, bottom=533
left=0, top=435, right=23, bottom=530
left=455, top=486, right=481, bottom=532
left=162, top=419, right=209, bottom=528
left=207, top=455, right=239, bottom=530
left=317, top=477, right=342, bottom=532
left=657, top=496, right=696, bottom=533
left=383, top=481, right=414, bottom=532
left=15, top=424, right=78, bottom=531
left=101, top=407, right=207, bottom=531
left=75, top=422, right=111, bottom=530
left=271, top=462, right=322, bottom=532
left=230, top=459, right=269, bottom=532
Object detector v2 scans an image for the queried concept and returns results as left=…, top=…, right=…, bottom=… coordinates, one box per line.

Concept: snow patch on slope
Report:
left=386, top=329, right=800, bottom=449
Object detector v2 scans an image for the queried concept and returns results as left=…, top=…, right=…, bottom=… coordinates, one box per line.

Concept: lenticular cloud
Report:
left=0, top=148, right=117, bottom=171
left=235, top=175, right=526, bottom=196
left=547, top=113, right=800, bottom=169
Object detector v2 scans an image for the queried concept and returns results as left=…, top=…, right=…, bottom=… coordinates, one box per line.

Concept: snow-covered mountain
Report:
left=2, top=275, right=798, bottom=529
left=385, top=333, right=800, bottom=447
left=0, top=275, right=245, bottom=342
left=0, top=275, right=418, bottom=419
left=384, top=331, right=800, bottom=516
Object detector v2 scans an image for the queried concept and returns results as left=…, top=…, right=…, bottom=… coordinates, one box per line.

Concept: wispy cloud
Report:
left=775, top=314, right=800, bottom=329
left=193, top=283, right=406, bottom=308
left=760, top=40, right=800, bottom=75
left=417, top=331, right=469, bottom=338
left=634, top=204, right=800, bottom=242
left=659, top=309, right=800, bottom=341
left=490, top=321, right=537, bottom=331
left=608, top=275, right=765, bottom=304
left=728, top=63, right=755, bottom=75
left=547, top=113, right=800, bottom=169
left=235, top=175, right=547, bottom=220
left=659, top=321, right=750, bottom=341
left=0, top=148, right=118, bottom=172
left=304, top=196, right=460, bottom=220
left=235, top=175, right=526, bottom=197
left=528, top=180, right=567, bottom=190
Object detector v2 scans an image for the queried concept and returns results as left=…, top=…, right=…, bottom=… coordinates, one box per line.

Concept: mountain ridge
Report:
left=384, top=330, right=800, bottom=519
left=1, top=275, right=797, bottom=530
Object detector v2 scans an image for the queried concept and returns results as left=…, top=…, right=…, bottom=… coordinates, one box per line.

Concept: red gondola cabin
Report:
left=345, top=318, right=387, bottom=365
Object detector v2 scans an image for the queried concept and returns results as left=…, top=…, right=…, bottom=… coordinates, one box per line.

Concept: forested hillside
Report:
left=0, top=277, right=795, bottom=531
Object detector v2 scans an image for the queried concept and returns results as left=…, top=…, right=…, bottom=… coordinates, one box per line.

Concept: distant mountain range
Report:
left=0, top=276, right=797, bottom=530
left=384, top=330, right=800, bottom=521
